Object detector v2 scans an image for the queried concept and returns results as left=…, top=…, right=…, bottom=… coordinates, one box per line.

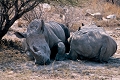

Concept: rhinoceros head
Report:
left=15, top=19, right=51, bottom=65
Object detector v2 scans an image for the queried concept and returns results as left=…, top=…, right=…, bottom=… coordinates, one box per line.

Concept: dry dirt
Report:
left=0, top=1, right=120, bottom=80
left=1, top=27, right=120, bottom=80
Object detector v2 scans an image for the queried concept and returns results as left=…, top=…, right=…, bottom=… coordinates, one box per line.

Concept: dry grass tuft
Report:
left=88, top=0, right=120, bottom=28
left=88, top=0, right=120, bottom=17
left=95, top=19, right=120, bottom=27
left=0, top=39, right=27, bottom=71
left=0, top=39, right=22, bottom=51
left=103, top=2, right=120, bottom=17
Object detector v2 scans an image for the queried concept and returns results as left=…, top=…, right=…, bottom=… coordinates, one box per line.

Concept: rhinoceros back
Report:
left=45, top=21, right=66, bottom=43
left=69, top=24, right=117, bottom=62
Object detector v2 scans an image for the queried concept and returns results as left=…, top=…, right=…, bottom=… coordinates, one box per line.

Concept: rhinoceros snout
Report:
left=35, top=59, right=50, bottom=65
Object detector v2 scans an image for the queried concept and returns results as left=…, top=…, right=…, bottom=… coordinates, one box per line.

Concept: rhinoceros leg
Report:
left=55, top=42, right=66, bottom=61
left=59, top=23, right=70, bottom=53
left=98, top=35, right=111, bottom=63
left=99, top=43, right=107, bottom=62
left=67, top=49, right=78, bottom=60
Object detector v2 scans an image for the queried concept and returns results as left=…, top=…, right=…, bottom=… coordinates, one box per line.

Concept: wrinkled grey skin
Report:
left=15, top=19, right=70, bottom=65
left=68, top=24, right=117, bottom=62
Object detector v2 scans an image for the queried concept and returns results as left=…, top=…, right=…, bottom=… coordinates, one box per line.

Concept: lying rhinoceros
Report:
left=15, top=19, right=70, bottom=65
left=67, top=24, right=117, bottom=62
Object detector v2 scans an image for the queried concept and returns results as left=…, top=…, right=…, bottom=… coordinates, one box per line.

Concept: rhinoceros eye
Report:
left=33, top=46, right=39, bottom=52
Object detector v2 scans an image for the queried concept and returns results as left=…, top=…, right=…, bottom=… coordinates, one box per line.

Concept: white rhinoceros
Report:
left=15, top=19, right=70, bottom=65
left=68, top=24, right=117, bottom=62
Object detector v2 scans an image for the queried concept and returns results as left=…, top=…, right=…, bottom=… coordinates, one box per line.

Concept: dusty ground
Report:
left=0, top=1, right=120, bottom=80
left=1, top=27, right=120, bottom=80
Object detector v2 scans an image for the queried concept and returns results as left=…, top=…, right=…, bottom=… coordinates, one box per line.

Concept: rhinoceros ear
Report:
left=78, top=27, right=81, bottom=31
left=14, top=32, right=27, bottom=38
left=37, top=19, right=44, bottom=33
left=41, top=20, right=44, bottom=33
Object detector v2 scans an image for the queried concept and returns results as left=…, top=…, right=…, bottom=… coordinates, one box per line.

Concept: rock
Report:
left=106, top=14, right=116, bottom=19
left=85, top=12, right=102, bottom=20
left=42, top=3, right=51, bottom=12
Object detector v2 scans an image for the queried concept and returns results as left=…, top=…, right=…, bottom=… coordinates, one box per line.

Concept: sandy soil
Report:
left=0, top=1, right=120, bottom=80
left=1, top=27, right=120, bottom=80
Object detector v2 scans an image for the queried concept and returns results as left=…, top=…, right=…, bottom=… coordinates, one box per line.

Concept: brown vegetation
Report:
left=0, top=0, right=120, bottom=80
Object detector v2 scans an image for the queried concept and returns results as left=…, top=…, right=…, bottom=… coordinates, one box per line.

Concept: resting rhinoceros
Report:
left=67, top=24, right=117, bottom=62
left=15, top=19, right=70, bottom=65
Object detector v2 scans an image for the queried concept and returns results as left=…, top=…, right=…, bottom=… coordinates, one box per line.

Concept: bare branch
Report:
left=18, top=1, right=39, bottom=18
left=19, top=0, right=32, bottom=11
left=0, top=0, right=44, bottom=39
left=22, top=4, right=43, bottom=23
left=14, top=0, right=19, bottom=15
